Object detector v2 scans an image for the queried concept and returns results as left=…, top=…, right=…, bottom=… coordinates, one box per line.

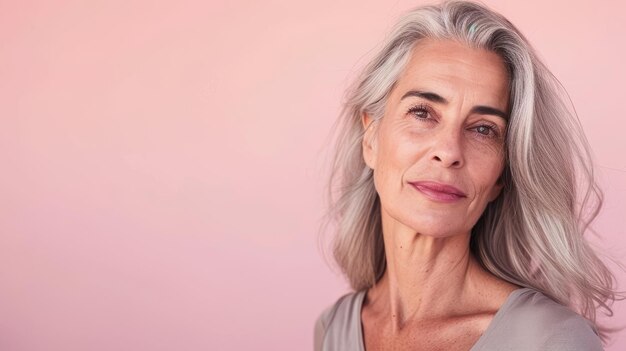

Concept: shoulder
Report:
left=314, top=291, right=364, bottom=351
left=541, top=314, right=604, bottom=350
left=478, top=288, right=603, bottom=350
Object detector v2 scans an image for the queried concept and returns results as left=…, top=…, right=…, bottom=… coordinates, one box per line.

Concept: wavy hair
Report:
left=322, top=0, right=623, bottom=342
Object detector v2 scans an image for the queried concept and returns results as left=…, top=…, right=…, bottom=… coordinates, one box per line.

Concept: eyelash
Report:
left=407, top=103, right=502, bottom=140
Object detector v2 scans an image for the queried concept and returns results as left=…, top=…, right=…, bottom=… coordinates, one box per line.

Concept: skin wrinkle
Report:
left=359, top=38, right=521, bottom=349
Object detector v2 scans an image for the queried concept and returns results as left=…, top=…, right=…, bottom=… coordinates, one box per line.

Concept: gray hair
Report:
left=322, top=0, right=623, bottom=342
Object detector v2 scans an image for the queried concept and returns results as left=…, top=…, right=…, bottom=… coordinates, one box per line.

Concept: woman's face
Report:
left=362, top=39, right=509, bottom=237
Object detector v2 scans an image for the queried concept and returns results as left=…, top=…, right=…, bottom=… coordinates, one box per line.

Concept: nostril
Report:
left=432, top=154, right=462, bottom=167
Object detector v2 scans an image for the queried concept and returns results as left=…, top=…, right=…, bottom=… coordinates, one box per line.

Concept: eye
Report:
left=407, top=104, right=434, bottom=120
left=471, top=123, right=501, bottom=139
left=476, top=125, right=492, bottom=135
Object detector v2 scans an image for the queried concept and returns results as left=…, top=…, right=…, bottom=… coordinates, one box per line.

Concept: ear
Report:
left=361, top=112, right=378, bottom=169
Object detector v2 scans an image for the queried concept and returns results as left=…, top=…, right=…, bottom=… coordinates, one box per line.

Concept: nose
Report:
left=430, top=128, right=464, bottom=168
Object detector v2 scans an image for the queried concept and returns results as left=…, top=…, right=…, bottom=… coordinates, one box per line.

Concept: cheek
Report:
left=377, top=129, right=427, bottom=173
left=467, top=149, right=505, bottom=191
left=372, top=128, right=424, bottom=192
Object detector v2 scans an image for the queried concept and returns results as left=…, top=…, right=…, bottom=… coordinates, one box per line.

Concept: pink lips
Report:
left=409, top=181, right=467, bottom=203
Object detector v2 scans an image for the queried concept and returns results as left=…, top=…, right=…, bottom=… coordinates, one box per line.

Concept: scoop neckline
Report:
left=355, top=287, right=534, bottom=351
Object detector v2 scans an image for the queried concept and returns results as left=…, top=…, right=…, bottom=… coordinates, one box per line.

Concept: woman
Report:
left=315, top=1, right=622, bottom=350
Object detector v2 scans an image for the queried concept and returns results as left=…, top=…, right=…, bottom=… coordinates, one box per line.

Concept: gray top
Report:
left=314, top=288, right=603, bottom=350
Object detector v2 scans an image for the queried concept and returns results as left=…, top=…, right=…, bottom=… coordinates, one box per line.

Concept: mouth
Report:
left=409, top=181, right=467, bottom=203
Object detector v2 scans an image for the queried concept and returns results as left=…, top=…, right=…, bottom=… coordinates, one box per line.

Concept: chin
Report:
left=395, top=212, right=465, bottom=238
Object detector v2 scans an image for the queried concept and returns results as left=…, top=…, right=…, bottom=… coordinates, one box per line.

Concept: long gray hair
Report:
left=322, top=0, right=622, bottom=342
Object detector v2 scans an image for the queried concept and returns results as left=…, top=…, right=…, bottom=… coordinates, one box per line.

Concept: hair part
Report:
left=321, top=0, right=624, bottom=343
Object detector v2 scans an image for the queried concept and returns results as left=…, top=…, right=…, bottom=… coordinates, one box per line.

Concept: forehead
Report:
left=393, top=39, right=510, bottom=106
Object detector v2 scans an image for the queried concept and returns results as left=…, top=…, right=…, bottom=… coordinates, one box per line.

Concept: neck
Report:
left=369, top=209, right=484, bottom=329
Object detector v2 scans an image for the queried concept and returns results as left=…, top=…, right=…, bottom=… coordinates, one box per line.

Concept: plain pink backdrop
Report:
left=1, top=0, right=625, bottom=350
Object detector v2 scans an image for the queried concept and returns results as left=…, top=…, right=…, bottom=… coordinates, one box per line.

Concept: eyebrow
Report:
left=400, top=90, right=509, bottom=121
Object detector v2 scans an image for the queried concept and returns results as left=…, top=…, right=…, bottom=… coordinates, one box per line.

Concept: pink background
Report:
left=1, top=0, right=625, bottom=350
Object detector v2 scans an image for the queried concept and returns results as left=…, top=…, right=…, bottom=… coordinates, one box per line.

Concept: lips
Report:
left=409, top=181, right=467, bottom=202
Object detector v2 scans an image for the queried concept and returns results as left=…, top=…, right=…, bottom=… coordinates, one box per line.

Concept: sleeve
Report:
left=313, top=305, right=334, bottom=351
left=541, top=316, right=604, bottom=351
left=313, top=312, right=326, bottom=351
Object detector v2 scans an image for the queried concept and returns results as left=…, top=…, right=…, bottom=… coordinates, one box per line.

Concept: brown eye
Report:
left=408, top=105, right=432, bottom=120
